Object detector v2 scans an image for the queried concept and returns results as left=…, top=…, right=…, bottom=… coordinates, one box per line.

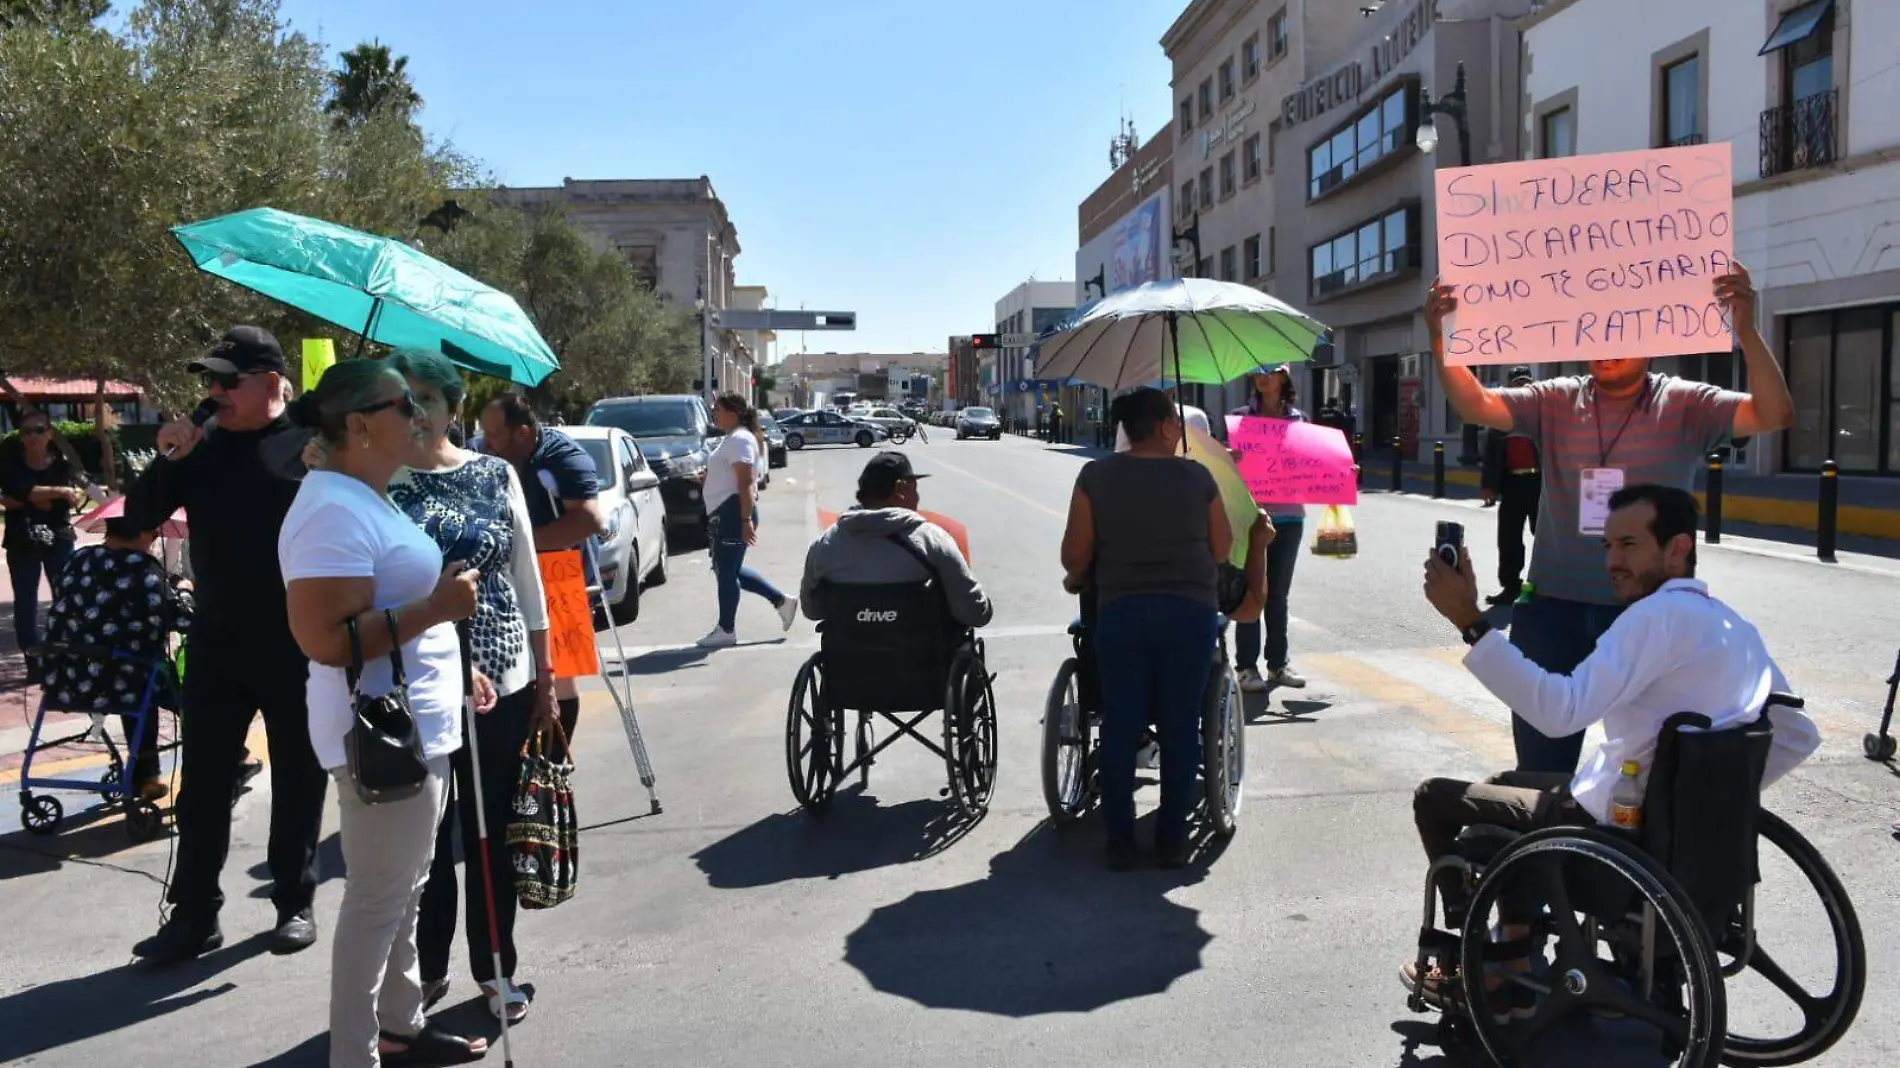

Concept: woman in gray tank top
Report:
left=1061, top=387, right=1233, bottom=870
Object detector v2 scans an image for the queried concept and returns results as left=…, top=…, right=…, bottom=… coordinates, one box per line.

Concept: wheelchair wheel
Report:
left=1461, top=827, right=1726, bottom=1068
left=1200, top=660, right=1244, bottom=837
left=786, top=655, right=841, bottom=813
left=943, top=646, right=997, bottom=818
left=1718, top=811, right=1865, bottom=1067
left=1041, top=657, right=1094, bottom=824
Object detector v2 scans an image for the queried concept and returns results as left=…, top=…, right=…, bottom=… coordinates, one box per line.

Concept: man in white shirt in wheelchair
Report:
left=1404, top=482, right=1820, bottom=1011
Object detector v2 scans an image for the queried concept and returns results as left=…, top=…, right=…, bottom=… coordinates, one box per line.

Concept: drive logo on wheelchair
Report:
left=855, top=608, right=901, bottom=623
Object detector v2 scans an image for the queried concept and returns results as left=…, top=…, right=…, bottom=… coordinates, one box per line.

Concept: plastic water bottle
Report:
left=1609, top=760, right=1644, bottom=831
left=1516, top=580, right=1536, bottom=604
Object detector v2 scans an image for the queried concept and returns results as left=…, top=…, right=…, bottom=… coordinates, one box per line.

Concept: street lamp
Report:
left=1171, top=213, right=1202, bottom=277
left=1417, top=62, right=1481, bottom=465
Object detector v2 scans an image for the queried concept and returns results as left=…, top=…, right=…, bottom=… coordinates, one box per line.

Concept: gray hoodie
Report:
left=800, top=507, right=993, bottom=628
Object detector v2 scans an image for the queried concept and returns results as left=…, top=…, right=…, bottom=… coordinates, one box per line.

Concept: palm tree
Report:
left=325, top=40, right=422, bottom=130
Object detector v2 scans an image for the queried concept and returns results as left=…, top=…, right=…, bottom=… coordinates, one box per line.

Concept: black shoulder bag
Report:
left=343, top=611, right=429, bottom=805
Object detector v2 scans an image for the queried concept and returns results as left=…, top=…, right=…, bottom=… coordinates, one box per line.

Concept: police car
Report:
left=775, top=410, right=891, bottom=450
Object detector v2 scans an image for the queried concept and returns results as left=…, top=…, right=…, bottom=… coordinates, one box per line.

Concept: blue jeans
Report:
left=1094, top=593, right=1220, bottom=847
left=9, top=538, right=75, bottom=658
left=1508, top=594, right=1626, bottom=773
left=1235, top=518, right=1301, bottom=674
left=707, top=496, right=787, bottom=633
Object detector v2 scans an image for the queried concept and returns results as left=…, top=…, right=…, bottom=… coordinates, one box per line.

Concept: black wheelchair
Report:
left=1039, top=589, right=1244, bottom=837
left=785, top=580, right=997, bottom=818
left=1409, top=696, right=1865, bottom=1068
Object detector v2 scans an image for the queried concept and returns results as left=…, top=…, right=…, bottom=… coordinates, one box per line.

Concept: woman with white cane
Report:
left=280, top=361, right=495, bottom=1067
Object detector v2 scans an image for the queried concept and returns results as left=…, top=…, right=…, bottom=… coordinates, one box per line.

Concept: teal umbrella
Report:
left=170, top=206, right=560, bottom=387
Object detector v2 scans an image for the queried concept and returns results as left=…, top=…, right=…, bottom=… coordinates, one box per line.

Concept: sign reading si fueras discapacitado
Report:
left=1432, top=142, right=1735, bottom=367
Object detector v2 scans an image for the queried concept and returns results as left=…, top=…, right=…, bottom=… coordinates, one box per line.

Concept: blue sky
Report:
left=265, top=0, right=1180, bottom=359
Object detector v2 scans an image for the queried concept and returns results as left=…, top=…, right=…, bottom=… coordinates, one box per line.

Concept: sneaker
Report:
left=1236, top=668, right=1269, bottom=693
left=1400, top=960, right=1534, bottom=1022
left=133, top=913, right=223, bottom=964
left=696, top=628, right=738, bottom=649
left=1486, top=586, right=1521, bottom=606
left=777, top=596, right=799, bottom=632
left=1268, top=668, right=1308, bottom=689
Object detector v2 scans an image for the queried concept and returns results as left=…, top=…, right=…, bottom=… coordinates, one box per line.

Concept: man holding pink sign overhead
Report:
left=1425, top=145, right=1795, bottom=775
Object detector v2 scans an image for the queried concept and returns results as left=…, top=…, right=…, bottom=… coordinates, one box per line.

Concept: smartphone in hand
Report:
left=1434, top=521, right=1465, bottom=568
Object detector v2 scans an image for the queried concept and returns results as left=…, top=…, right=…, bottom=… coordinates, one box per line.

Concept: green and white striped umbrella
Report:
left=1034, top=277, right=1328, bottom=390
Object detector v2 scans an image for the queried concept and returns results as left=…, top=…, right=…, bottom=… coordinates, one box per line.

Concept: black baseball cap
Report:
left=189, top=325, right=286, bottom=376
left=858, top=451, right=930, bottom=498
left=1507, top=365, right=1534, bottom=385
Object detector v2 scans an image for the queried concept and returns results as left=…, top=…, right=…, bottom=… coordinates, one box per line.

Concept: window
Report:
left=1243, top=235, right=1261, bottom=279
left=1199, top=78, right=1214, bottom=121
left=1268, top=8, right=1289, bottom=61
left=1308, top=207, right=1417, bottom=298
left=1179, top=97, right=1194, bottom=134
left=1219, top=246, right=1237, bottom=282
left=1199, top=167, right=1214, bottom=210
left=1242, top=35, right=1260, bottom=81
left=1180, top=180, right=1195, bottom=218
left=1219, top=59, right=1236, bottom=103
left=1782, top=301, right=1900, bottom=474
left=1268, top=226, right=1276, bottom=274
left=1220, top=152, right=1236, bottom=198
left=1306, top=85, right=1412, bottom=200
left=1268, top=119, right=1280, bottom=172
left=1540, top=106, right=1576, bottom=159
left=1761, top=1, right=1837, bottom=176
left=1662, top=55, right=1702, bottom=145
left=1243, top=134, right=1263, bottom=183
left=1196, top=256, right=1213, bottom=279
left=1784, top=6, right=1834, bottom=104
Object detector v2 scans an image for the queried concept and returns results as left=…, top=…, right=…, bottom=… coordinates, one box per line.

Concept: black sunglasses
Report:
left=355, top=392, right=419, bottom=419
left=200, top=370, right=256, bottom=391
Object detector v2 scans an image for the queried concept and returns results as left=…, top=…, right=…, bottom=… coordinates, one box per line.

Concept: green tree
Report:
left=325, top=39, right=421, bottom=130
left=0, top=0, right=108, bottom=31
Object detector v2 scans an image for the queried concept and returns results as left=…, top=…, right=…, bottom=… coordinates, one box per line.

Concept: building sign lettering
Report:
left=1201, top=97, right=1258, bottom=158
left=1280, top=0, right=1437, bottom=129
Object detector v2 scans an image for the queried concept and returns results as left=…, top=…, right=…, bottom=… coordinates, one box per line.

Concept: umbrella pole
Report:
left=1168, top=313, right=1188, bottom=456
left=350, top=300, right=381, bottom=360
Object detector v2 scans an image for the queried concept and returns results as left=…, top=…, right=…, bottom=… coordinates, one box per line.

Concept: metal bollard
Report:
left=1353, top=434, right=1365, bottom=487
left=1705, top=451, right=1724, bottom=544
left=1432, top=440, right=1446, bottom=499
left=1389, top=436, right=1403, bottom=492
left=1818, top=460, right=1839, bottom=562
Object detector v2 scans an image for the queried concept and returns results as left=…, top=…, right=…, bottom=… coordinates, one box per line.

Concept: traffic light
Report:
left=970, top=334, right=999, bottom=349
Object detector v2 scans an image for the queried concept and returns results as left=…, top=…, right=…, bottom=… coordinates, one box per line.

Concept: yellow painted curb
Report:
left=1, top=722, right=270, bottom=788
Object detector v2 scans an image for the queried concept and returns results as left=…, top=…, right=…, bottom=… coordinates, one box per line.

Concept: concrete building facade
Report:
left=1523, top=0, right=1900, bottom=477
left=773, top=351, right=948, bottom=409
left=493, top=177, right=755, bottom=397
left=1163, top=0, right=1365, bottom=416
left=1268, top=0, right=1526, bottom=461
left=991, top=281, right=1077, bottom=424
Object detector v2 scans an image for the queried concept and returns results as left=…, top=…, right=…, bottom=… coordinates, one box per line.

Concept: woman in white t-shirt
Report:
left=697, top=393, right=797, bottom=648
left=278, top=361, right=494, bottom=1068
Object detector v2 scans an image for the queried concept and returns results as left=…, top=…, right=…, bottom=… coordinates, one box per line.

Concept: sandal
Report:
left=482, top=979, right=529, bottom=1024
left=378, top=1022, right=487, bottom=1066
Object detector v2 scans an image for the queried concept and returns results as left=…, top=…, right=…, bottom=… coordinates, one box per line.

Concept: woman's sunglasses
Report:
left=355, top=392, right=419, bottom=419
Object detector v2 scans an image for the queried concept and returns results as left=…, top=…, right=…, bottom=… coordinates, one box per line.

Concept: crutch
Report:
left=456, top=623, right=517, bottom=1068
left=589, top=584, right=661, bottom=814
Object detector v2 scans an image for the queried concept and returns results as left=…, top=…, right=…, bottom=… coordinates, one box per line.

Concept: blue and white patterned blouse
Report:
left=389, top=453, right=549, bottom=697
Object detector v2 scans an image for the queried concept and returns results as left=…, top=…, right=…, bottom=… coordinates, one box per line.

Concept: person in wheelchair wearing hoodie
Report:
left=799, top=451, right=992, bottom=631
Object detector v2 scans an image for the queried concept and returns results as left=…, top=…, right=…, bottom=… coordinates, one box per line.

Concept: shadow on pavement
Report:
left=840, top=820, right=1215, bottom=1016
left=692, top=788, right=980, bottom=889
left=247, top=832, right=343, bottom=898
left=0, top=934, right=274, bottom=1064
left=244, top=1033, right=327, bottom=1067
left=1250, top=696, right=1331, bottom=726
left=0, top=812, right=168, bottom=882
left=1387, top=1005, right=1686, bottom=1067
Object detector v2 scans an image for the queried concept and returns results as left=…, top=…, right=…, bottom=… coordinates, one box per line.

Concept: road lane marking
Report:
left=914, top=452, right=1067, bottom=521
left=1298, top=650, right=1517, bottom=766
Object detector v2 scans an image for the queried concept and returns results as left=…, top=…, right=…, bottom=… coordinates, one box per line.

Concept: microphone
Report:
left=163, top=398, right=222, bottom=459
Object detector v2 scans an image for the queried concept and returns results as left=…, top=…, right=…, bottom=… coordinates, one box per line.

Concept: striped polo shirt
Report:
left=1501, top=373, right=1742, bottom=606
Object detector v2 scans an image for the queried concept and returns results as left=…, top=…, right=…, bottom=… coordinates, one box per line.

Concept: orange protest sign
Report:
left=1433, top=142, right=1735, bottom=366
left=537, top=549, right=600, bottom=679
left=818, top=507, right=971, bottom=563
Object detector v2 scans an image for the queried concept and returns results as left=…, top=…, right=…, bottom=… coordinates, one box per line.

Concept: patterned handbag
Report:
left=506, top=718, right=579, bottom=909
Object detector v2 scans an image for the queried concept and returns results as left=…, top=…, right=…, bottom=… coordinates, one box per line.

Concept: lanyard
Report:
left=1591, top=377, right=1651, bottom=467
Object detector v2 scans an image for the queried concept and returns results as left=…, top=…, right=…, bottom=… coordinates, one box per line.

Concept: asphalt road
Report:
left=2, top=431, right=1897, bottom=1067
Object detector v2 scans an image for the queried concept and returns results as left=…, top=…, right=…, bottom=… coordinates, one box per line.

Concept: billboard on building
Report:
left=1108, top=191, right=1165, bottom=294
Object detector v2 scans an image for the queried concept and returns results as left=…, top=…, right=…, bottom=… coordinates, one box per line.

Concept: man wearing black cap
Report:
left=1479, top=366, right=1542, bottom=605
left=123, top=325, right=326, bottom=962
left=799, top=452, right=991, bottom=629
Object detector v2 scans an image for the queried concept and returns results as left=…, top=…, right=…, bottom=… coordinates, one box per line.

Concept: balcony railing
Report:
left=1760, top=89, right=1838, bottom=179
left=1666, top=132, right=1707, bottom=147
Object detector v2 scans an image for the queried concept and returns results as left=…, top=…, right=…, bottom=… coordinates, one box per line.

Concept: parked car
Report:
left=772, top=407, right=804, bottom=423
left=585, top=394, right=717, bottom=545
left=563, top=425, right=668, bottom=624
left=776, top=410, right=891, bottom=450
left=956, top=406, right=1002, bottom=440
left=758, top=414, right=789, bottom=468
left=857, top=406, right=917, bottom=442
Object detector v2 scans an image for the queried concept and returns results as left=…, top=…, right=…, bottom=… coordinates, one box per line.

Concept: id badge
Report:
left=1579, top=467, right=1625, bottom=536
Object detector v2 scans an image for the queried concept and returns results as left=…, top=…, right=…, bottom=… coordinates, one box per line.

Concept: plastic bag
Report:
left=1311, top=504, right=1358, bottom=558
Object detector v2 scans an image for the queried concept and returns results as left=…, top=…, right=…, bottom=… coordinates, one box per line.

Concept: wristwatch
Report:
left=1460, top=618, right=1494, bottom=646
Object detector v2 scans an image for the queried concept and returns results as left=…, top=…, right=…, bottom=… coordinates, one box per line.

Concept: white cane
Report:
left=457, top=622, right=516, bottom=1068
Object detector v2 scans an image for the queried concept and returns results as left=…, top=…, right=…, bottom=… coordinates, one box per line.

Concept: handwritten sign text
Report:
left=1224, top=416, right=1358, bottom=505
left=537, top=549, right=600, bottom=680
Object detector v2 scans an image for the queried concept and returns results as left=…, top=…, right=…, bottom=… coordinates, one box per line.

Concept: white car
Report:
left=564, top=426, right=669, bottom=624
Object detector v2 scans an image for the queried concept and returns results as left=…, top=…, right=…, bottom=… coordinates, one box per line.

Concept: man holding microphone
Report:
left=127, top=326, right=328, bottom=963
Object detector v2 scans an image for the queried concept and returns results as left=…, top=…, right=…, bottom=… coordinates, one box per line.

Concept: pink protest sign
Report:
left=1224, top=416, right=1358, bottom=505
left=1433, top=142, right=1734, bottom=367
